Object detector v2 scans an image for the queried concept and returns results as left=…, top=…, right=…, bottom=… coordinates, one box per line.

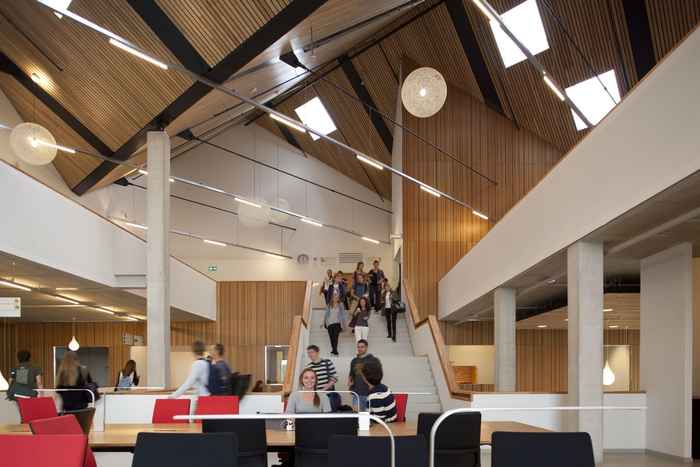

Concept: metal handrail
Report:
left=427, top=405, right=647, bottom=467
left=175, top=412, right=396, bottom=467
left=34, top=388, right=96, bottom=406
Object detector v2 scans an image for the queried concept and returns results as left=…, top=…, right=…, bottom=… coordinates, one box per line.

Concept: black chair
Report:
left=231, top=373, right=252, bottom=399
left=417, top=412, right=481, bottom=467
left=329, top=435, right=429, bottom=467
left=64, top=407, right=95, bottom=434
left=491, top=432, right=594, bottom=467
left=295, top=418, right=357, bottom=467
left=203, top=419, right=267, bottom=467
left=132, top=432, right=238, bottom=467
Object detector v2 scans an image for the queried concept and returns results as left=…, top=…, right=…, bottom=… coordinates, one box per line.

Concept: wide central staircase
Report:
left=307, top=307, right=442, bottom=421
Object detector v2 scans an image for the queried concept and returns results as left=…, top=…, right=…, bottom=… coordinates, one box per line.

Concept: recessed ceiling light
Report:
left=536, top=324, right=548, bottom=328
left=489, top=0, right=549, bottom=68
left=608, top=325, right=619, bottom=329
left=547, top=278, right=557, bottom=284
left=30, top=73, right=45, bottom=85
left=564, top=318, right=568, bottom=322
left=294, top=96, right=337, bottom=141
left=565, top=70, right=620, bottom=130
left=604, top=308, right=613, bottom=312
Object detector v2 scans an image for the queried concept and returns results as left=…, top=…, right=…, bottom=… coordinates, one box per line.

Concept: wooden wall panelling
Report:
left=647, top=0, right=700, bottom=60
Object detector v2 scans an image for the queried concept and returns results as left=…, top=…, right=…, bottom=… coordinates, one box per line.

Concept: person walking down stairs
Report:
left=324, top=293, right=347, bottom=356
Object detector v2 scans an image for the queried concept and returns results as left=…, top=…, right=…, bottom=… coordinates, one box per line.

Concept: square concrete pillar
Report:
left=494, top=287, right=516, bottom=391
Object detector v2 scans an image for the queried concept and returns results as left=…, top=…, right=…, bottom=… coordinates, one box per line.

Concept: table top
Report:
left=0, top=421, right=548, bottom=448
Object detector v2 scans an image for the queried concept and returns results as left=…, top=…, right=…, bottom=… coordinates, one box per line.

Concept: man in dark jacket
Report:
left=348, top=340, right=380, bottom=412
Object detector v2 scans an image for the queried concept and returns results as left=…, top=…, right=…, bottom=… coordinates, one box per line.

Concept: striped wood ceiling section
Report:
left=156, top=0, right=289, bottom=67
left=647, top=0, right=700, bottom=59
left=0, top=73, right=99, bottom=188
left=0, top=0, right=192, bottom=151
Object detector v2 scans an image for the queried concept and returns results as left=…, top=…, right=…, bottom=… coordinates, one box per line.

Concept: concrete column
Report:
left=494, top=287, right=516, bottom=391
left=641, top=243, right=693, bottom=458
left=146, top=131, right=171, bottom=388
left=567, top=241, right=603, bottom=462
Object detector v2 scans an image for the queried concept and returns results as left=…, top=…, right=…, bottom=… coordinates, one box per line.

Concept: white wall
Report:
left=693, top=258, right=700, bottom=397
left=439, top=27, right=700, bottom=320
left=640, top=243, right=693, bottom=458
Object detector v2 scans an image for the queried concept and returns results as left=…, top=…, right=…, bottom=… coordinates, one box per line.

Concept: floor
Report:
left=96, top=451, right=700, bottom=467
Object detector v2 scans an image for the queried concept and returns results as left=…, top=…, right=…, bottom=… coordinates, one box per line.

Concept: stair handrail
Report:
left=404, top=284, right=472, bottom=401
left=283, top=280, right=313, bottom=396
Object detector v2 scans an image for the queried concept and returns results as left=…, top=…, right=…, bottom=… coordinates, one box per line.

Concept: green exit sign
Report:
left=208, top=265, right=218, bottom=272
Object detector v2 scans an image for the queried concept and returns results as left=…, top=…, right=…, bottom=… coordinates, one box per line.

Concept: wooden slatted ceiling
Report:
left=0, top=73, right=100, bottom=188
left=155, top=0, right=289, bottom=67
left=0, top=0, right=192, bottom=151
left=647, top=0, right=700, bottom=59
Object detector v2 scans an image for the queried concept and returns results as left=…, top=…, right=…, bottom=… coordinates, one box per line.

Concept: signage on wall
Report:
left=208, top=265, right=218, bottom=272
left=133, top=335, right=144, bottom=345
left=122, top=333, right=134, bottom=345
left=0, top=297, right=20, bottom=317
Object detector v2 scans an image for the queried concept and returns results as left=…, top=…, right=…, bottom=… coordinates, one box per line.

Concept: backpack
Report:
left=207, top=360, right=232, bottom=395
left=15, top=366, right=31, bottom=385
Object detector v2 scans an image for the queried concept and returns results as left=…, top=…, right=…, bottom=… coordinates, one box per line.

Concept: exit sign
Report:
left=208, top=265, right=218, bottom=272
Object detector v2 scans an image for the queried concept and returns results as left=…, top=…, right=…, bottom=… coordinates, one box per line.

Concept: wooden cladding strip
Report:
left=283, top=281, right=313, bottom=396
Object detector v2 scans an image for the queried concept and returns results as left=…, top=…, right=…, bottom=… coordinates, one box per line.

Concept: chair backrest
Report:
left=132, top=432, right=239, bottom=467
left=29, top=416, right=98, bottom=467
left=0, top=434, right=87, bottom=467
left=394, top=393, right=408, bottom=423
left=203, top=419, right=267, bottom=454
left=295, top=418, right=358, bottom=450
left=195, top=395, right=240, bottom=418
left=329, top=435, right=429, bottom=467
left=63, top=407, right=96, bottom=434
left=417, top=412, right=481, bottom=450
left=231, top=374, right=251, bottom=399
left=17, top=397, right=58, bottom=423
left=491, top=432, right=595, bottom=467
left=152, top=398, right=191, bottom=424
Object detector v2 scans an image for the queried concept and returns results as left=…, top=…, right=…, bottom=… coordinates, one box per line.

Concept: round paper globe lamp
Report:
left=10, top=122, right=58, bottom=165
left=401, top=67, right=447, bottom=118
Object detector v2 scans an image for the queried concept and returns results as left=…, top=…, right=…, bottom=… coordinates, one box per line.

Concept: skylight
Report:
left=489, top=0, right=549, bottom=68
left=565, top=69, right=621, bottom=130
left=294, top=97, right=337, bottom=141
left=43, top=0, right=72, bottom=18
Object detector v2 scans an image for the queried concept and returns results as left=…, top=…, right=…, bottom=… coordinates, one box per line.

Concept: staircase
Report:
left=307, top=308, right=442, bottom=421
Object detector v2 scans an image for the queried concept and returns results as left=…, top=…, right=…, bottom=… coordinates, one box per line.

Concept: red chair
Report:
left=17, top=397, right=58, bottom=423
left=0, top=434, right=87, bottom=467
left=152, top=398, right=191, bottom=424
left=30, top=415, right=97, bottom=467
left=194, top=396, right=239, bottom=423
left=394, top=393, right=408, bottom=423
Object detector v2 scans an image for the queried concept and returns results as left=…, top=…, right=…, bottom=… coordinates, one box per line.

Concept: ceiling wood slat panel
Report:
left=647, top=0, right=700, bottom=60
left=0, top=0, right=192, bottom=150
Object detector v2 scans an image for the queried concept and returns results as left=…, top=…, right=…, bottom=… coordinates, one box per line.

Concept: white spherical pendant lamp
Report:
left=10, top=122, right=58, bottom=165
left=401, top=67, right=447, bottom=118
left=68, top=335, right=80, bottom=351
left=602, top=360, right=616, bottom=386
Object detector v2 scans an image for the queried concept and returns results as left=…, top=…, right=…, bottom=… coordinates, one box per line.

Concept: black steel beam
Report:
left=445, top=0, right=503, bottom=114
left=274, top=120, right=305, bottom=153
left=72, top=0, right=328, bottom=195
left=339, top=54, right=394, bottom=153
left=0, top=52, right=114, bottom=157
left=126, top=0, right=210, bottom=75
left=622, top=0, right=657, bottom=80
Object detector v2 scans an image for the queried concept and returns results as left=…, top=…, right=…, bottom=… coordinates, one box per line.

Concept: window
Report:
left=565, top=70, right=621, bottom=130
left=294, top=97, right=337, bottom=141
left=44, top=0, right=72, bottom=18
left=490, top=0, right=549, bottom=68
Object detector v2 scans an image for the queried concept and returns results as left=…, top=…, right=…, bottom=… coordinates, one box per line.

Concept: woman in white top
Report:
left=170, top=340, right=210, bottom=398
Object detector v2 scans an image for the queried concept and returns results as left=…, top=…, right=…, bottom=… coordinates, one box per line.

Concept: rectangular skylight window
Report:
left=489, top=0, right=549, bottom=68
left=43, top=0, right=72, bottom=18
left=565, top=69, right=621, bottom=130
left=294, top=96, right=337, bottom=141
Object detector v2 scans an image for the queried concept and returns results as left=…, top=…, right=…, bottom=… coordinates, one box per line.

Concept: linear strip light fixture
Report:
left=420, top=185, right=441, bottom=198
left=300, top=218, right=323, bottom=228
left=0, top=279, right=32, bottom=292
left=115, top=219, right=292, bottom=259
left=108, top=38, right=169, bottom=70
left=471, top=0, right=592, bottom=128
left=137, top=169, right=175, bottom=183
left=234, top=197, right=262, bottom=209
left=362, top=236, right=380, bottom=244
left=356, top=154, right=384, bottom=171
left=35, top=0, right=491, bottom=222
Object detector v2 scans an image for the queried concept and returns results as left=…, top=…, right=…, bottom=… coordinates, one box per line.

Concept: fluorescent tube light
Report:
left=356, top=154, right=384, bottom=170
left=300, top=218, right=323, bottom=227
left=269, top=113, right=307, bottom=133
left=122, top=316, right=139, bottom=322
left=109, top=38, right=168, bottom=70
left=55, top=287, right=78, bottom=291
left=0, top=280, right=32, bottom=292
left=420, top=185, right=441, bottom=198
left=90, top=306, right=115, bottom=315
left=29, top=138, right=76, bottom=154
left=31, top=73, right=45, bottom=85
left=127, top=314, right=145, bottom=321
left=123, top=221, right=148, bottom=231
left=608, top=325, right=619, bottom=329
left=543, top=74, right=566, bottom=101
left=235, top=197, right=262, bottom=209
left=472, top=210, right=489, bottom=220
left=294, top=96, right=337, bottom=141
left=137, top=169, right=174, bottom=182
left=472, top=0, right=496, bottom=21
left=361, top=236, right=380, bottom=245
left=536, top=324, right=548, bottom=329
left=203, top=239, right=227, bottom=247
left=53, top=295, right=80, bottom=305
left=603, top=308, right=613, bottom=312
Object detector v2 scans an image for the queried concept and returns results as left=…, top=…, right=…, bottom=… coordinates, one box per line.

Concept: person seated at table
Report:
left=285, top=368, right=331, bottom=413
left=56, top=351, right=97, bottom=412
left=170, top=340, right=210, bottom=399
left=363, top=359, right=397, bottom=423
left=114, top=359, right=139, bottom=390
